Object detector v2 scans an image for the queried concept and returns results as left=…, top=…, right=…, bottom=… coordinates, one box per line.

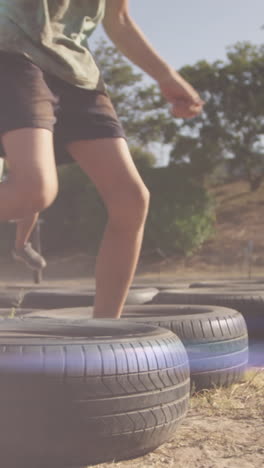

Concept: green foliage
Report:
left=143, top=167, right=215, bottom=256
left=170, top=42, right=264, bottom=190
left=94, top=39, right=264, bottom=190
left=94, top=39, right=143, bottom=129
left=130, top=146, right=156, bottom=170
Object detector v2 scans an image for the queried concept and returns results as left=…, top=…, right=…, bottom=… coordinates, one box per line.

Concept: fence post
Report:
left=31, top=218, right=44, bottom=284
left=244, top=240, right=254, bottom=279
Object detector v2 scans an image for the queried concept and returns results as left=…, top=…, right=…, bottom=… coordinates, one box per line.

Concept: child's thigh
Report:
left=2, top=128, right=57, bottom=193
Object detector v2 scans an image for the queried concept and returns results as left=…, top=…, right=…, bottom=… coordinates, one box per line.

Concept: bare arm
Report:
left=103, top=0, right=204, bottom=118
left=103, top=0, right=175, bottom=82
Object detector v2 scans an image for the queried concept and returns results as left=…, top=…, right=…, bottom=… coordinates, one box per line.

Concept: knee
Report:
left=16, top=177, right=58, bottom=215
left=108, top=182, right=150, bottom=230
left=31, top=184, right=58, bottom=212
left=32, top=176, right=59, bottom=211
left=135, top=184, right=150, bottom=224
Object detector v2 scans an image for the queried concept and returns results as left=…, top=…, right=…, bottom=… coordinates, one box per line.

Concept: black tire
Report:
left=190, top=280, right=264, bottom=288
left=20, top=287, right=159, bottom=309
left=0, top=291, right=23, bottom=308
left=151, top=289, right=264, bottom=339
left=189, top=282, right=264, bottom=293
left=249, top=338, right=264, bottom=366
left=24, top=305, right=249, bottom=390
left=121, top=304, right=248, bottom=390
left=0, top=318, right=190, bottom=466
left=153, top=284, right=190, bottom=291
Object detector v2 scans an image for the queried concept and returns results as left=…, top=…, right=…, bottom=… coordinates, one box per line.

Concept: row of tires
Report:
left=0, top=285, right=263, bottom=468
left=2, top=283, right=264, bottom=339
left=0, top=281, right=262, bottom=466
left=24, top=303, right=249, bottom=390
left=2, top=281, right=264, bottom=336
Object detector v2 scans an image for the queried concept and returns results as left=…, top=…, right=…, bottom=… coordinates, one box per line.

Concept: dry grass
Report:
left=92, top=369, right=264, bottom=468
left=191, top=368, right=264, bottom=418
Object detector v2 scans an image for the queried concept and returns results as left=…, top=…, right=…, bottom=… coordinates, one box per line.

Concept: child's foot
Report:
left=12, top=243, right=47, bottom=270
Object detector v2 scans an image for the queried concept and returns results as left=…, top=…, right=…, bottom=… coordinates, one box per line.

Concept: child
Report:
left=0, top=1, right=203, bottom=317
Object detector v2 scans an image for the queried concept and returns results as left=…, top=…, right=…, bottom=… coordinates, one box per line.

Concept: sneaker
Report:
left=12, top=243, right=47, bottom=270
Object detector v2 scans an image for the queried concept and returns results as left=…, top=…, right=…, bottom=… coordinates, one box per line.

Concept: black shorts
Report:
left=0, top=52, right=126, bottom=165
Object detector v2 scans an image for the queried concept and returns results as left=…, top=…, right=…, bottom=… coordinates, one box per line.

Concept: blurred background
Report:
left=1, top=0, right=264, bottom=283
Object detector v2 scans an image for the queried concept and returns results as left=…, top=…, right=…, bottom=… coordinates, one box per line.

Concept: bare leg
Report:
left=12, top=213, right=47, bottom=270
left=12, top=211, right=47, bottom=270
left=15, top=213, right=39, bottom=250
left=0, top=129, right=58, bottom=220
left=68, top=138, right=150, bottom=319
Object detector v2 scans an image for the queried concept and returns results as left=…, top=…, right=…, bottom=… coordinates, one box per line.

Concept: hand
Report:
left=159, top=72, right=204, bottom=119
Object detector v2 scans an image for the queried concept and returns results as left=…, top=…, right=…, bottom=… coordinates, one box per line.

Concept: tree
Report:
left=219, top=43, right=264, bottom=190
left=94, top=39, right=142, bottom=131
left=143, top=167, right=215, bottom=256
left=169, top=42, right=264, bottom=190
left=129, top=146, right=156, bottom=171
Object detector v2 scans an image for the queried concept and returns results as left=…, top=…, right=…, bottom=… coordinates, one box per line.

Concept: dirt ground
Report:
left=93, top=369, right=264, bottom=468
left=1, top=250, right=263, bottom=290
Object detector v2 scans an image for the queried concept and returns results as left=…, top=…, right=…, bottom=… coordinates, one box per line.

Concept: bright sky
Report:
left=91, top=0, right=264, bottom=70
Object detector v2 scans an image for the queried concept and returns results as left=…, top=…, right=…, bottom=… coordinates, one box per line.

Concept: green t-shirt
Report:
left=0, top=0, right=106, bottom=90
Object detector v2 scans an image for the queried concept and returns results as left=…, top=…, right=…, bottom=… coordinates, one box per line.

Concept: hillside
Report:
left=166, top=178, right=264, bottom=278
left=134, top=178, right=264, bottom=279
